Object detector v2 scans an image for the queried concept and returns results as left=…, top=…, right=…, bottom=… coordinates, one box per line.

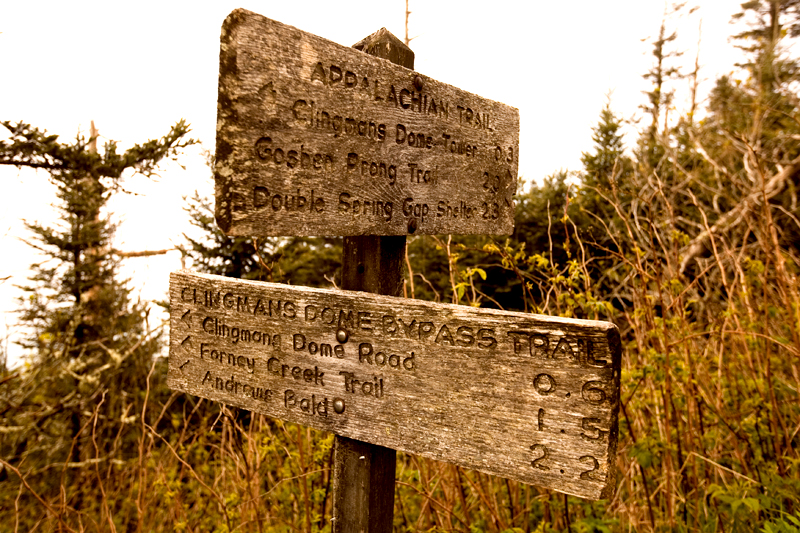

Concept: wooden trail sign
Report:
left=215, top=9, right=519, bottom=237
left=168, top=270, right=621, bottom=500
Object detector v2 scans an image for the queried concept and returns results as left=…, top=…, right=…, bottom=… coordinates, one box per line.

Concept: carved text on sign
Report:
left=215, top=10, right=519, bottom=237
left=168, top=270, right=621, bottom=500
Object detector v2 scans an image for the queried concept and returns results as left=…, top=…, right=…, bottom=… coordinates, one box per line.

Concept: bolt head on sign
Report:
left=168, top=270, right=621, bottom=500
left=215, top=9, right=520, bottom=237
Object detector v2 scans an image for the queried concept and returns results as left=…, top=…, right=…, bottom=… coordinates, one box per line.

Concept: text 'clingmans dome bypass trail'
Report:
left=168, top=270, right=621, bottom=500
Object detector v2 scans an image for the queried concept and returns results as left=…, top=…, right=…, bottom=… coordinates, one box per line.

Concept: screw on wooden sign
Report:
left=215, top=9, right=519, bottom=237
left=167, top=270, right=621, bottom=500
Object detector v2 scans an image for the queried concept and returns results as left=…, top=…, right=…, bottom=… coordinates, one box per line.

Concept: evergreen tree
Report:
left=581, top=105, right=629, bottom=191
left=0, top=120, right=195, bottom=519
left=638, top=5, right=685, bottom=173
left=183, top=189, right=342, bottom=287
left=732, top=0, right=800, bottom=95
left=578, top=103, right=632, bottom=238
left=570, top=104, right=636, bottom=308
left=684, top=0, right=800, bottom=268
left=728, top=0, right=800, bottom=162
left=183, top=190, right=278, bottom=280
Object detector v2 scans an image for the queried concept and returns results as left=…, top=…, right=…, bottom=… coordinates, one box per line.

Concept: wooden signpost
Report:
left=168, top=9, right=621, bottom=531
left=167, top=269, right=621, bottom=500
left=214, top=9, right=519, bottom=237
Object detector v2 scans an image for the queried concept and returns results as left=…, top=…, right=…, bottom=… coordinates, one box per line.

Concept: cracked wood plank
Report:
left=215, top=9, right=519, bottom=237
left=167, top=270, right=621, bottom=500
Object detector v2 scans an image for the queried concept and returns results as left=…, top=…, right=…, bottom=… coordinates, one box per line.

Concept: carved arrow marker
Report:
left=181, top=309, right=192, bottom=328
left=213, top=10, right=519, bottom=238
left=167, top=269, right=622, bottom=500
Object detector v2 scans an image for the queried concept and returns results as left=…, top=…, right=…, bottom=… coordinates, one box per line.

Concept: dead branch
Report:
left=679, top=154, right=800, bottom=275
left=113, top=248, right=173, bottom=258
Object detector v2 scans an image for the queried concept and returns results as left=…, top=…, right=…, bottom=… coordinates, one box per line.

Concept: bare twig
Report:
left=0, top=458, right=79, bottom=533
left=113, top=248, right=173, bottom=258
left=679, top=154, right=800, bottom=274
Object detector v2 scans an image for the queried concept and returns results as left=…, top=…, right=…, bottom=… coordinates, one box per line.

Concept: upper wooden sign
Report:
left=168, top=270, right=621, bottom=500
left=215, top=9, right=519, bottom=237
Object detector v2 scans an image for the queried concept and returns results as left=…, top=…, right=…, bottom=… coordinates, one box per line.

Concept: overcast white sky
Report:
left=0, top=1, right=745, bottom=366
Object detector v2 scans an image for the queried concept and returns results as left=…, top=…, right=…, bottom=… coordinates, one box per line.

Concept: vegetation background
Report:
left=1, top=1, right=800, bottom=531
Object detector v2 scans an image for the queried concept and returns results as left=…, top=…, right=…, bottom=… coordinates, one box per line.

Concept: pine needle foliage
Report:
left=0, top=120, right=196, bottom=526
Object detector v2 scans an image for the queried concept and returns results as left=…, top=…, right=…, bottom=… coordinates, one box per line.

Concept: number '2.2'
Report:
left=529, top=444, right=603, bottom=482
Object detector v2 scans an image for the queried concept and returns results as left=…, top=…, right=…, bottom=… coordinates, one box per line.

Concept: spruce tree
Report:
left=0, top=120, right=195, bottom=521
left=183, top=190, right=278, bottom=280
left=183, top=189, right=342, bottom=287
left=691, top=0, right=800, bottom=259
left=732, top=0, right=800, bottom=96
left=579, top=103, right=632, bottom=225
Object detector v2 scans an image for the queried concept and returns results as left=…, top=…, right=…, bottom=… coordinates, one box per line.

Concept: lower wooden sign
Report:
left=167, top=270, right=621, bottom=500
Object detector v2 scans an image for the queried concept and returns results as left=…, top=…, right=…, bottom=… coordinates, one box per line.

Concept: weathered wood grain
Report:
left=215, top=9, right=519, bottom=237
left=168, top=270, right=621, bottom=500
left=331, top=436, right=396, bottom=532
left=328, top=28, right=414, bottom=533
